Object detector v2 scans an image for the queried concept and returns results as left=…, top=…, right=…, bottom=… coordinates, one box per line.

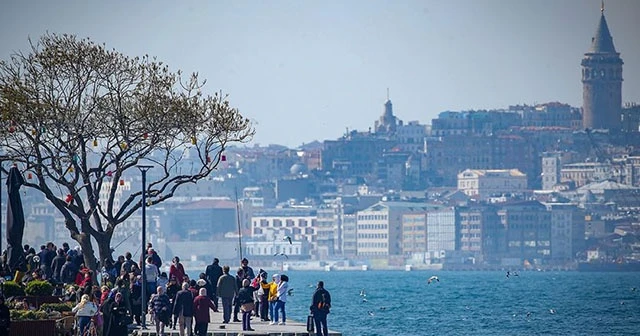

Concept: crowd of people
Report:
left=0, top=241, right=333, bottom=336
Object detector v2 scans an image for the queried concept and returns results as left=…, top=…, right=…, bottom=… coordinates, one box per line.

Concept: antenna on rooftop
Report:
left=386, top=88, right=390, bottom=100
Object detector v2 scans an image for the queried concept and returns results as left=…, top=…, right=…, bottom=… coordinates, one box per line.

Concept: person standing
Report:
left=268, top=274, right=280, bottom=325
left=72, top=294, right=98, bottom=336
left=237, top=279, right=256, bottom=331
left=258, top=272, right=271, bottom=321
left=169, top=256, right=186, bottom=283
left=173, top=282, right=194, bottom=336
left=101, top=292, right=128, bottom=336
left=232, top=268, right=244, bottom=322
left=310, top=281, right=332, bottom=336
left=204, top=258, right=223, bottom=305
left=275, top=274, right=289, bottom=325
left=216, top=265, right=237, bottom=324
left=240, top=258, right=255, bottom=280
left=192, top=288, right=217, bottom=336
left=145, top=256, right=159, bottom=298
left=0, top=296, right=9, bottom=336
left=50, top=248, right=66, bottom=283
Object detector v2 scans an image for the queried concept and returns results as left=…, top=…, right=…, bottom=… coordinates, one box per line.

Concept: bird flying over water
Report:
left=287, top=288, right=294, bottom=296
left=506, top=271, right=510, bottom=278
left=367, top=311, right=375, bottom=316
left=283, top=236, right=293, bottom=244
left=360, top=289, right=366, bottom=297
left=549, top=309, right=556, bottom=314
left=274, top=252, right=288, bottom=259
left=428, top=276, right=439, bottom=284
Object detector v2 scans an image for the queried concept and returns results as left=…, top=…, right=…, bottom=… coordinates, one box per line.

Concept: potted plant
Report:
left=1, top=280, right=25, bottom=298
left=25, top=280, right=53, bottom=296
left=23, top=280, right=60, bottom=309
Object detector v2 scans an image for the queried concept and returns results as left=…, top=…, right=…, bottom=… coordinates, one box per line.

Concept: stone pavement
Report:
left=131, top=310, right=342, bottom=336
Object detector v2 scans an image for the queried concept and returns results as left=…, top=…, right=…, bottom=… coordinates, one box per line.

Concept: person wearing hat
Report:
left=101, top=291, right=128, bottom=336
left=237, top=279, right=257, bottom=331
left=193, top=288, right=217, bottom=336
left=240, top=258, right=255, bottom=280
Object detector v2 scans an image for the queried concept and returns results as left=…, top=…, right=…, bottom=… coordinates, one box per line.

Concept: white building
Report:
left=457, top=169, right=527, bottom=200
left=250, top=207, right=318, bottom=255
left=356, top=202, right=428, bottom=256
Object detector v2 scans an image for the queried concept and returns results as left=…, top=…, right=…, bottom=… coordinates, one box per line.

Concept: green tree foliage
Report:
left=0, top=34, right=254, bottom=270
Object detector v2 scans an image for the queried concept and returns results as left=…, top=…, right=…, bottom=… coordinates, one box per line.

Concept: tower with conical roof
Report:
left=581, top=2, right=623, bottom=130
left=374, top=89, right=399, bottom=135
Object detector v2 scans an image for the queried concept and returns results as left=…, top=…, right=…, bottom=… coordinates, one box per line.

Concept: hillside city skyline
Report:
left=1, top=0, right=640, bottom=147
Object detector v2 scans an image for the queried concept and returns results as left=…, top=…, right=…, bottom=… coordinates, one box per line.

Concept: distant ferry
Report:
left=577, top=261, right=640, bottom=272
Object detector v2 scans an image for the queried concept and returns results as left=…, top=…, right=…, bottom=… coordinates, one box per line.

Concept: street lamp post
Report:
left=136, top=164, right=153, bottom=329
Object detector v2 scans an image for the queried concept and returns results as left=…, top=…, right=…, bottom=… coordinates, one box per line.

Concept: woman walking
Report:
left=193, top=288, right=218, bottom=336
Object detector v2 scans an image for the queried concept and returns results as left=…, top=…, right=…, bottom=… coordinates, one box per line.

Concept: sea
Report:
left=189, top=270, right=640, bottom=336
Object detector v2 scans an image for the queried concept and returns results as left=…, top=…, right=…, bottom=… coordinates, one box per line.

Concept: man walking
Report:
left=216, top=266, right=237, bottom=324
left=173, top=282, right=194, bottom=336
left=310, top=281, right=332, bottom=336
left=205, top=258, right=223, bottom=305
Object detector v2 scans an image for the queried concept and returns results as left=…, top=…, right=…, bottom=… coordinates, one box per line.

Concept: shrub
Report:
left=40, top=302, right=73, bottom=312
left=2, top=280, right=25, bottom=298
left=25, top=280, right=54, bottom=296
left=9, top=309, right=47, bottom=321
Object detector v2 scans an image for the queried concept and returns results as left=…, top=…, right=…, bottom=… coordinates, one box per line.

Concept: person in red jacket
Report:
left=169, top=256, right=186, bottom=283
left=192, top=288, right=217, bottom=336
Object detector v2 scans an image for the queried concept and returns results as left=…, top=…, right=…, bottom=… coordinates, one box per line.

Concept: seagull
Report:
left=367, top=311, right=375, bottom=316
left=274, top=252, right=288, bottom=259
left=359, top=289, right=366, bottom=297
left=428, top=276, right=439, bottom=284
left=526, top=312, right=531, bottom=318
left=379, top=307, right=387, bottom=311
left=631, top=287, right=637, bottom=292
left=362, top=298, right=368, bottom=303
left=549, top=309, right=556, bottom=314
left=513, top=271, right=519, bottom=277
left=506, top=271, right=510, bottom=278
left=287, top=288, right=294, bottom=296
left=283, top=236, right=293, bottom=244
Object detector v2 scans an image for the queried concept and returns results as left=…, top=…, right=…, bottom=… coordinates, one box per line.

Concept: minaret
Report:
left=581, top=1, right=623, bottom=130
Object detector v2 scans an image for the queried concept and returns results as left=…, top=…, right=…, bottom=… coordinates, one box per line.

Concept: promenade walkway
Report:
left=131, top=310, right=342, bottom=336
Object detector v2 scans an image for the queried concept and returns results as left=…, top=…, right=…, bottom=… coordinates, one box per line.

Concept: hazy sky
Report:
left=1, top=1, right=639, bottom=148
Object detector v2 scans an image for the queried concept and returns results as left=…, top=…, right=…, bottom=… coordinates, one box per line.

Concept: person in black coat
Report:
left=237, top=279, right=256, bottom=331
left=172, top=282, right=194, bottom=335
left=0, top=296, right=10, bottom=336
left=204, top=258, right=223, bottom=305
left=50, top=249, right=66, bottom=282
left=101, top=292, right=128, bottom=336
left=310, top=281, right=332, bottom=336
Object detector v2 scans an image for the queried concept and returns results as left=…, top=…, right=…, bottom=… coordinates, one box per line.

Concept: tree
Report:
left=0, top=34, right=254, bottom=270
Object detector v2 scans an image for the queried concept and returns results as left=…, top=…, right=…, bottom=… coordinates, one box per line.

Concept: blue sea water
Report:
left=271, top=270, right=640, bottom=336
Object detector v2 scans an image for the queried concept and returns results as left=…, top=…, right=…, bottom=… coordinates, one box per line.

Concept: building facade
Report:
left=457, top=169, right=527, bottom=200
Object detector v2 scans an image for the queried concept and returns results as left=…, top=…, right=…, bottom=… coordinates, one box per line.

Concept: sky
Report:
left=1, top=0, right=639, bottom=148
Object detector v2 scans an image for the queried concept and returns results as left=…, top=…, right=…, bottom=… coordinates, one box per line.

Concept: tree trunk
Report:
left=95, top=231, right=114, bottom=266
left=74, top=232, right=97, bottom=272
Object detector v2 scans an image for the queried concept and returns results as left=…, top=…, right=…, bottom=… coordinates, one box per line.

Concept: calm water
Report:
left=268, top=270, right=640, bottom=336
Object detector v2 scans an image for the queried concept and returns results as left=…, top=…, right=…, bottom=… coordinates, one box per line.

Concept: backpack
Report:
left=317, top=292, right=331, bottom=312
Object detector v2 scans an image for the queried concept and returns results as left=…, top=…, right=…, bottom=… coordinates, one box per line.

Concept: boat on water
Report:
left=577, top=261, right=640, bottom=272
